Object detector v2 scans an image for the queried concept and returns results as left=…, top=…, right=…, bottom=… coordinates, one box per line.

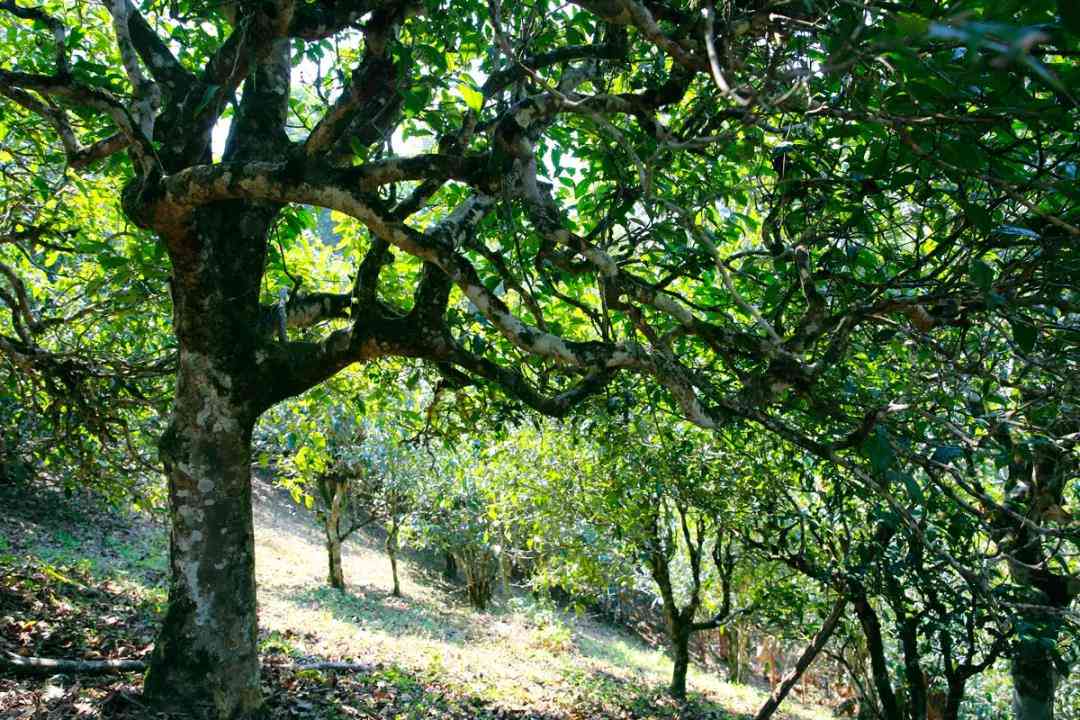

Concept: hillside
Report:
left=0, top=479, right=831, bottom=720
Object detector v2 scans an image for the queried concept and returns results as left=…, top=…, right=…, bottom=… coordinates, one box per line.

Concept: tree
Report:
left=598, top=428, right=749, bottom=700
left=410, top=447, right=504, bottom=611
left=2, top=1, right=1076, bottom=716
left=263, top=370, right=426, bottom=592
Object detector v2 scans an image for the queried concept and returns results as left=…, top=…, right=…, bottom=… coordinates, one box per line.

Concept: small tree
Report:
left=274, top=397, right=422, bottom=593
left=411, top=454, right=502, bottom=611
left=353, top=429, right=421, bottom=597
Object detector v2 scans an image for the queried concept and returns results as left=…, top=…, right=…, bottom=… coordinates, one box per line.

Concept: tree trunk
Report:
left=669, top=620, right=692, bottom=701
left=941, top=679, right=962, bottom=720
left=443, top=551, right=457, bottom=581
left=852, top=591, right=902, bottom=720
left=326, top=531, right=345, bottom=590
left=143, top=389, right=261, bottom=719
left=728, top=625, right=747, bottom=684
left=386, top=520, right=401, bottom=597
left=325, top=478, right=346, bottom=590
left=143, top=199, right=278, bottom=719
left=753, top=598, right=846, bottom=720
left=1011, top=641, right=1058, bottom=720
left=897, top=614, right=926, bottom=720
left=996, top=424, right=1077, bottom=720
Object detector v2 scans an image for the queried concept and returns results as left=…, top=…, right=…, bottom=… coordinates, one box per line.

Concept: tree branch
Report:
left=1, top=650, right=146, bottom=677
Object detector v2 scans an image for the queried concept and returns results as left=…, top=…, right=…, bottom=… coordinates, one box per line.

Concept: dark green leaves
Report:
left=1062, top=0, right=1080, bottom=35
left=970, top=258, right=995, bottom=292
left=1011, top=319, right=1038, bottom=352
left=862, top=426, right=895, bottom=475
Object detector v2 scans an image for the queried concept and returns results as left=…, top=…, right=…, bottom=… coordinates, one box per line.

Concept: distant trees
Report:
left=410, top=450, right=508, bottom=612
left=582, top=426, right=750, bottom=700
left=267, top=386, right=423, bottom=594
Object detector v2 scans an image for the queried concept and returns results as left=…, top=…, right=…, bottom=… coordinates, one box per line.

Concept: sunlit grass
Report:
left=250, top=480, right=833, bottom=718
left=0, top=479, right=833, bottom=719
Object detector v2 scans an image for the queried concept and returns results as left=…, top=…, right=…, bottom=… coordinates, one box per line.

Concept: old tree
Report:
left=1, top=0, right=1077, bottom=717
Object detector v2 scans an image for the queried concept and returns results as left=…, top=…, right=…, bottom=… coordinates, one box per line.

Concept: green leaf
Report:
left=931, top=446, right=964, bottom=465
left=969, top=259, right=994, bottom=292
left=401, top=85, right=431, bottom=114
left=862, top=427, right=895, bottom=475
left=1011, top=319, right=1037, bottom=353
left=901, top=474, right=924, bottom=504
left=458, top=82, right=483, bottom=112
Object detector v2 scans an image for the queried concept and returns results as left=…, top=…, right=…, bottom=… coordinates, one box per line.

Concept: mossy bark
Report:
left=144, top=413, right=260, bottom=718
left=144, top=200, right=276, bottom=719
left=668, top=621, right=692, bottom=701
left=326, top=533, right=345, bottom=590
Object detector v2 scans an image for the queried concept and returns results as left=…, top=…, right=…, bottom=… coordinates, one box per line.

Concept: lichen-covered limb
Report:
left=288, top=0, right=377, bottom=41
left=570, top=0, right=703, bottom=71
left=481, top=43, right=626, bottom=97
left=1, top=651, right=146, bottom=677
left=304, top=6, right=409, bottom=158
left=104, top=0, right=161, bottom=138
left=152, top=154, right=496, bottom=215
left=135, top=159, right=739, bottom=429
left=120, top=0, right=193, bottom=93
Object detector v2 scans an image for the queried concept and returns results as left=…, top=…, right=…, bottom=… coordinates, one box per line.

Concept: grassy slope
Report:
left=0, top=480, right=831, bottom=720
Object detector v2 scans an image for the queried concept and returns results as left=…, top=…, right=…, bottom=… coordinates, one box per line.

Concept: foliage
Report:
left=1, top=0, right=1078, bottom=715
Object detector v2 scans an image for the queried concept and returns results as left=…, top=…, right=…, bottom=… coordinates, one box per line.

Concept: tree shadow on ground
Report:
left=87, top=658, right=741, bottom=720
left=0, top=480, right=167, bottom=585
left=283, top=582, right=480, bottom=646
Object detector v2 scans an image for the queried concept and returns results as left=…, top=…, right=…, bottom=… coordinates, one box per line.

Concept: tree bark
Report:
left=995, top=420, right=1077, bottom=720
left=386, top=520, right=401, bottom=597
left=327, top=530, right=345, bottom=590
left=852, top=590, right=902, bottom=720
left=1011, top=642, right=1058, bottom=720
left=753, top=598, right=846, bottom=720
left=143, top=200, right=277, bottom=719
left=941, top=679, right=962, bottom=720
left=143, top=393, right=261, bottom=719
left=443, top=551, right=457, bottom=581
left=325, top=477, right=347, bottom=590
left=897, top=614, right=926, bottom=720
left=669, top=621, right=692, bottom=701
left=2, top=651, right=146, bottom=676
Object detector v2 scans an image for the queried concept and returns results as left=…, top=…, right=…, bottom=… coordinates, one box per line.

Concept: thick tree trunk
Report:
left=753, top=598, right=846, bottom=720
left=1011, top=642, right=1058, bottom=720
left=997, top=425, right=1077, bottom=720
left=669, top=621, right=692, bottom=701
left=144, top=200, right=277, bottom=719
left=143, top=386, right=261, bottom=719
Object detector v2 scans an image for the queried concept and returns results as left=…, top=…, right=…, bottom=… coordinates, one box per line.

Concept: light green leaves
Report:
left=458, top=81, right=483, bottom=113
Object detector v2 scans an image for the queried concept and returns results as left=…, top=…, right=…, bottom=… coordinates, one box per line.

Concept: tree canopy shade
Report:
left=1, top=0, right=1078, bottom=718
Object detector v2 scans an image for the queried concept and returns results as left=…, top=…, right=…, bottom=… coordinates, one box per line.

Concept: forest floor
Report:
left=0, top=479, right=833, bottom=720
